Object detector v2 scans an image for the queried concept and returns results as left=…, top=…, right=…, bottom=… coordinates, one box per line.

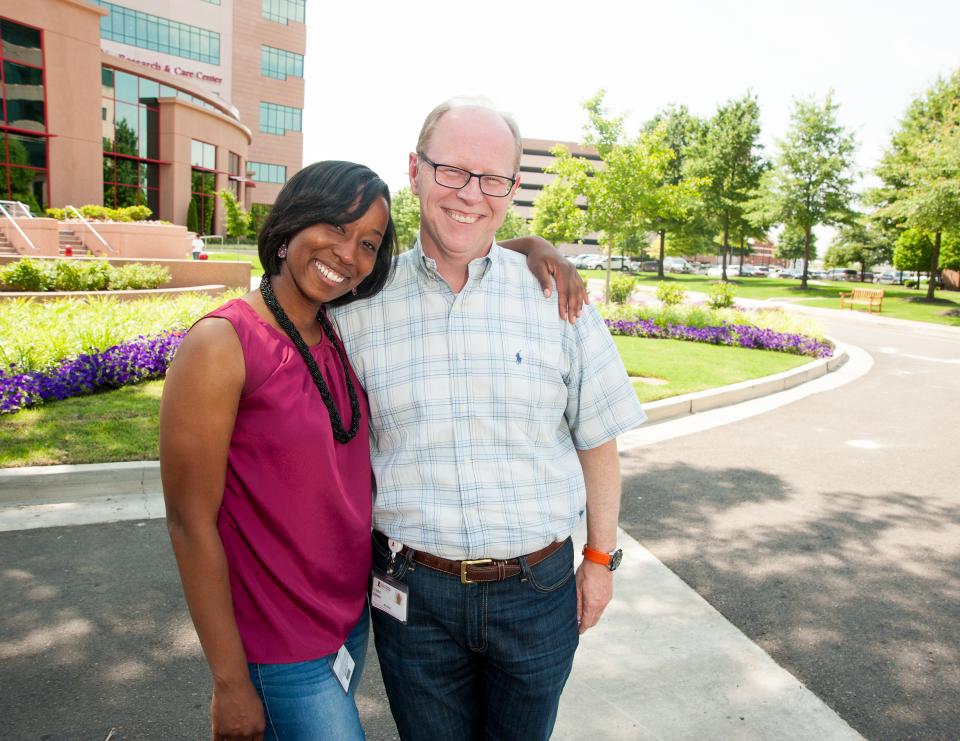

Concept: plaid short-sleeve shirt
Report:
left=330, top=241, right=646, bottom=559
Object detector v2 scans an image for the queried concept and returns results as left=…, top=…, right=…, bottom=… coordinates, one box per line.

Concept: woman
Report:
left=160, top=160, right=586, bottom=740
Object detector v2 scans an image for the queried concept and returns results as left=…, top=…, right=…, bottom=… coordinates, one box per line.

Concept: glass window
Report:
left=115, top=71, right=139, bottom=104
left=3, top=61, right=46, bottom=131
left=259, top=102, right=303, bottom=135
left=249, top=161, right=286, bottom=184
left=260, top=45, right=303, bottom=80
left=191, top=139, right=215, bottom=170
left=139, top=78, right=159, bottom=101
left=93, top=1, right=220, bottom=65
left=262, top=0, right=305, bottom=24
left=1, top=18, right=43, bottom=67
left=101, top=67, right=114, bottom=91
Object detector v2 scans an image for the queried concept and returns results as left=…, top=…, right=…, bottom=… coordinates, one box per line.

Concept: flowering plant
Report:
left=606, top=318, right=833, bottom=359
left=0, top=332, right=183, bottom=414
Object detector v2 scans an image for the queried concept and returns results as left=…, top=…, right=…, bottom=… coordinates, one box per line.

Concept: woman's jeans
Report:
left=371, top=533, right=579, bottom=741
left=248, top=609, right=369, bottom=741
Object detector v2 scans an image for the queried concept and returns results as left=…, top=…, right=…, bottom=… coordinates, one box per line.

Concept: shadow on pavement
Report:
left=619, top=454, right=960, bottom=741
left=0, top=521, right=400, bottom=740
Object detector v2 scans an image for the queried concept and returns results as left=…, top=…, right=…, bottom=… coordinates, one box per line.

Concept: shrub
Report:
left=123, top=205, right=153, bottom=221
left=108, top=263, right=171, bottom=290
left=0, top=258, right=54, bottom=292
left=655, top=282, right=686, bottom=306
left=79, top=204, right=110, bottom=221
left=45, top=207, right=66, bottom=220
left=607, top=275, right=636, bottom=304
left=706, top=281, right=736, bottom=309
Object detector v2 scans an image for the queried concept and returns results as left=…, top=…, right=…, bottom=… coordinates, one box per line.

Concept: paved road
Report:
left=619, top=310, right=960, bottom=741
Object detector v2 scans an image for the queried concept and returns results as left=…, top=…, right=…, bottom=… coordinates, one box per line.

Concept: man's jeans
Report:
left=371, top=533, right=579, bottom=741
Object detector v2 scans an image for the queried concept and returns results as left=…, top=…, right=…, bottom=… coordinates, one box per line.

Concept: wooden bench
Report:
left=839, top=287, right=884, bottom=313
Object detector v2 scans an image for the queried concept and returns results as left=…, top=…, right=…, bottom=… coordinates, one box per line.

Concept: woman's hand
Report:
left=499, top=236, right=589, bottom=322
left=211, top=678, right=265, bottom=741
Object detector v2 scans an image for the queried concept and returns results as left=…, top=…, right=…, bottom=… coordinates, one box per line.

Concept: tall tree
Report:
left=217, top=189, right=251, bottom=243
left=687, top=93, right=767, bottom=281
left=496, top=206, right=531, bottom=242
left=642, top=105, right=708, bottom=277
left=824, top=217, right=894, bottom=281
left=546, top=91, right=701, bottom=298
left=872, top=71, right=960, bottom=299
left=776, top=223, right=816, bottom=266
left=531, top=179, right=586, bottom=246
left=389, top=186, right=421, bottom=253
left=747, top=93, right=857, bottom=289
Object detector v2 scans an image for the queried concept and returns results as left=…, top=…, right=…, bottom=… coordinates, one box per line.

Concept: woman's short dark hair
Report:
left=258, top=160, right=396, bottom=305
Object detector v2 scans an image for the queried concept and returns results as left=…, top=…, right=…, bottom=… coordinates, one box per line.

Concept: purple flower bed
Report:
left=606, top=319, right=833, bottom=359
left=0, top=332, right=183, bottom=414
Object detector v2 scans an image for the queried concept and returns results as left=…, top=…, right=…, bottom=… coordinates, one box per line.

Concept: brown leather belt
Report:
left=379, top=534, right=568, bottom=584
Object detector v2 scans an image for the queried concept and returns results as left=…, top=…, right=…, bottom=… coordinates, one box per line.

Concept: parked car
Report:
left=826, top=268, right=859, bottom=282
left=663, top=257, right=692, bottom=274
left=582, top=254, right=631, bottom=271
left=571, top=253, right=599, bottom=269
left=875, top=270, right=909, bottom=285
left=706, top=263, right=742, bottom=277
left=630, top=259, right=660, bottom=272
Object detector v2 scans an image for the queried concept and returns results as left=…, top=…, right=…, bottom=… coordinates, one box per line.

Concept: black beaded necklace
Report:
left=259, top=275, right=360, bottom=444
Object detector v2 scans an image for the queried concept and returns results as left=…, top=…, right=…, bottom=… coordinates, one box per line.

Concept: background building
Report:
left=514, top=138, right=600, bottom=253
left=0, top=0, right=304, bottom=235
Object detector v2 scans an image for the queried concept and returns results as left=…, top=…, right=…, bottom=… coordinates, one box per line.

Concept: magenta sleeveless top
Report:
left=205, top=298, right=372, bottom=663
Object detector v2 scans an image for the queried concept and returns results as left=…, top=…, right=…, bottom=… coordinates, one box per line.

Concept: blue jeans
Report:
left=248, top=608, right=369, bottom=741
left=371, top=533, right=579, bottom=741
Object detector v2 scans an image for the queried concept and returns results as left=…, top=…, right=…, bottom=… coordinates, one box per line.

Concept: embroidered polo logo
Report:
left=515, top=351, right=522, bottom=365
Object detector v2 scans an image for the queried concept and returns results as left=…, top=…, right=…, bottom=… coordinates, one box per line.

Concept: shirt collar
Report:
left=412, top=236, right=500, bottom=286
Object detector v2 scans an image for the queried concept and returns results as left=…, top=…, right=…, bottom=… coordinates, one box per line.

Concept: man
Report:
left=332, top=98, right=645, bottom=740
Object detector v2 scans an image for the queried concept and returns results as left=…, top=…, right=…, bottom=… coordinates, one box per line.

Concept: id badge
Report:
left=370, top=570, right=409, bottom=624
left=330, top=644, right=355, bottom=694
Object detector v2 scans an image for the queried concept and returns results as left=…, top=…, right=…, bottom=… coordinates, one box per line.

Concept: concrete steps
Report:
left=58, top=226, right=91, bottom=256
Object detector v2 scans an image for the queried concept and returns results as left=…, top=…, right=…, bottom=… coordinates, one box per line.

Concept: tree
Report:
left=546, top=90, right=701, bottom=298
left=687, top=93, right=767, bottom=281
left=776, top=224, right=816, bottom=265
left=873, top=71, right=960, bottom=299
left=496, top=206, right=530, bottom=242
left=389, top=186, right=420, bottom=253
left=531, top=179, right=587, bottom=246
left=747, top=93, right=857, bottom=289
left=217, top=189, right=251, bottom=243
left=824, top=217, right=894, bottom=281
left=642, top=105, right=708, bottom=277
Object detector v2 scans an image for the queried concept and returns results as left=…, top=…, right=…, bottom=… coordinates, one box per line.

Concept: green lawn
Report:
left=1, top=337, right=813, bottom=467
left=206, top=250, right=264, bottom=277
left=0, top=380, right=163, bottom=467
left=582, top=270, right=960, bottom=327
left=615, top=336, right=811, bottom=402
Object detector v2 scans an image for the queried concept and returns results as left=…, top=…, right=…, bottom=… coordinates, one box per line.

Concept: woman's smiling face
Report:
left=281, top=196, right=389, bottom=304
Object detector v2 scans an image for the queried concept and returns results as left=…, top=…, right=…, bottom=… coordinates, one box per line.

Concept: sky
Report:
left=303, top=0, right=960, bottom=203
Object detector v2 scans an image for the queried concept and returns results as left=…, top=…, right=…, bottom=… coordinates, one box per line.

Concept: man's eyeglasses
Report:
left=417, top=153, right=516, bottom=198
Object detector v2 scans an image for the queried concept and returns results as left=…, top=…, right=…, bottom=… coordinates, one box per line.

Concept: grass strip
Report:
left=1, top=338, right=812, bottom=467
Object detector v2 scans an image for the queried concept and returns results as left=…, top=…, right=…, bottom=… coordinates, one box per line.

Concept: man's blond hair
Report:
left=415, top=96, right=522, bottom=172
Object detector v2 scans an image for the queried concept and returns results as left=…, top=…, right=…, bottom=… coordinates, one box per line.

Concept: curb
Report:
left=0, top=343, right=850, bottom=502
left=642, top=339, right=848, bottom=423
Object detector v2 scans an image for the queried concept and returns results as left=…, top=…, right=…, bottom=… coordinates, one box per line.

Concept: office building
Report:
left=0, top=0, right=304, bottom=234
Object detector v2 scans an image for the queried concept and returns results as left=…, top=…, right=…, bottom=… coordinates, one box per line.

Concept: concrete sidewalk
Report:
left=0, top=344, right=869, bottom=739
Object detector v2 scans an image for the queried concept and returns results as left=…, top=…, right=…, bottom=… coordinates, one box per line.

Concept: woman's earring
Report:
left=278, top=242, right=287, bottom=259
left=351, top=286, right=358, bottom=296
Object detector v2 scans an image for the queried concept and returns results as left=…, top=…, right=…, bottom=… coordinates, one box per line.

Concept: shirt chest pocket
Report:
left=481, top=335, right=567, bottom=420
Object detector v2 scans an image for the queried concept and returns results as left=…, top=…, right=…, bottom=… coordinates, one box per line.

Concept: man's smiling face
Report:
left=409, top=106, right=519, bottom=266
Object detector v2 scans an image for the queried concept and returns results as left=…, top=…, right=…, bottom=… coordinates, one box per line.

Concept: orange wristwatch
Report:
left=582, top=545, right=623, bottom=571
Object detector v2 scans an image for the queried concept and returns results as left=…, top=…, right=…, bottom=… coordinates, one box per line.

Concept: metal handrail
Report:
left=0, top=200, right=33, bottom=218
left=0, top=202, right=37, bottom=251
left=66, top=205, right=114, bottom=254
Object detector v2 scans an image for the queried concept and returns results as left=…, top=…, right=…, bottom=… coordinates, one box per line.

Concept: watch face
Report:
left=609, top=548, right=623, bottom=571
